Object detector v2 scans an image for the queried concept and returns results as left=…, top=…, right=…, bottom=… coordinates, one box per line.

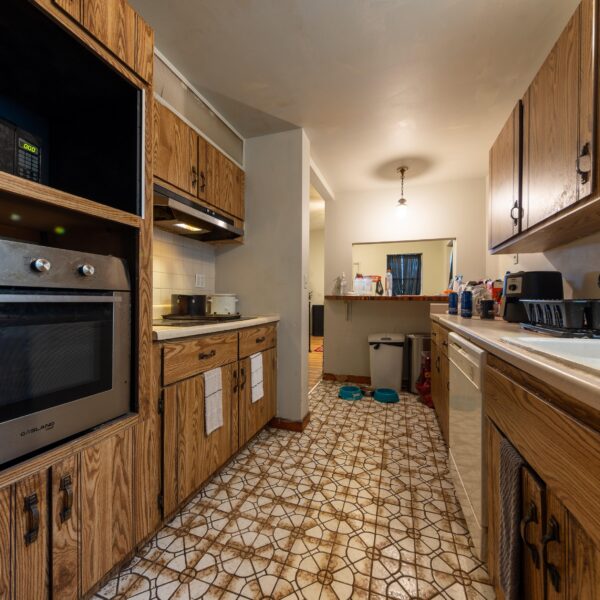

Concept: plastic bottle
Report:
left=340, top=272, right=348, bottom=296
left=385, top=269, right=394, bottom=296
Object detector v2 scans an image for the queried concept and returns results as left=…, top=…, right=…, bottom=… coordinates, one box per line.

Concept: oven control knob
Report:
left=79, top=264, right=95, bottom=277
left=31, top=258, right=51, bottom=273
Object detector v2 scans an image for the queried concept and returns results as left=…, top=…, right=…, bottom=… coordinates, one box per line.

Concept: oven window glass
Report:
left=0, top=300, right=113, bottom=422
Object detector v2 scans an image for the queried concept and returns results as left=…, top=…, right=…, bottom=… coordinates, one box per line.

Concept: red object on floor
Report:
left=313, top=345, right=324, bottom=352
left=415, top=352, right=433, bottom=408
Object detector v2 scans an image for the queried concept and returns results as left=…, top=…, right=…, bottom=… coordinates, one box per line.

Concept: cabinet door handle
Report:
left=519, top=500, right=540, bottom=568
left=199, top=349, right=216, bottom=360
left=256, top=336, right=266, bottom=344
left=240, top=367, right=247, bottom=390
left=24, top=493, right=39, bottom=545
left=576, top=142, right=592, bottom=184
left=191, top=165, right=198, bottom=188
left=200, top=171, right=206, bottom=192
left=542, top=516, right=561, bottom=592
left=510, top=201, right=522, bottom=226
left=436, top=356, right=440, bottom=371
left=233, top=368, right=239, bottom=393
left=59, top=475, right=73, bottom=523
left=442, top=340, right=448, bottom=348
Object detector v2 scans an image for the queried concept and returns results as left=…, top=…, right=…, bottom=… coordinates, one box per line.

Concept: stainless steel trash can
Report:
left=368, top=333, right=405, bottom=391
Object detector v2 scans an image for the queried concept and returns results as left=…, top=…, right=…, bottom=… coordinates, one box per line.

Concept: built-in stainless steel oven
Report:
left=0, top=239, right=131, bottom=465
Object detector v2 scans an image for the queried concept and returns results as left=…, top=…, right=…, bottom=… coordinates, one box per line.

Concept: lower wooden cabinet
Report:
left=430, top=337, right=449, bottom=445
left=0, top=486, right=10, bottom=599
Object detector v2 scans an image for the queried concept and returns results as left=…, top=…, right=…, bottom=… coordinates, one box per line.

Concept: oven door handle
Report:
left=0, top=294, right=121, bottom=303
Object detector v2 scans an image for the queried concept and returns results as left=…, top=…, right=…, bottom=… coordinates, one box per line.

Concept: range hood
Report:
left=153, top=183, right=244, bottom=241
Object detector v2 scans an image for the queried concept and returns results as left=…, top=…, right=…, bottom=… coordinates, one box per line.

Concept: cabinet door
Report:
left=204, top=142, right=245, bottom=219
left=14, top=472, right=49, bottom=600
left=486, top=419, right=504, bottom=599
left=264, top=347, right=277, bottom=421
left=175, top=365, right=238, bottom=502
left=489, top=102, right=522, bottom=248
left=197, top=137, right=208, bottom=202
left=81, top=428, right=133, bottom=594
left=567, top=510, right=600, bottom=599
left=544, top=491, right=568, bottom=600
left=523, top=0, right=595, bottom=229
left=521, top=466, right=545, bottom=600
left=51, top=455, right=80, bottom=600
left=431, top=341, right=441, bottom=425
left=439, top=352, right=449, bottom=445
left=82, top=0, right=137, bottom=70
left=239, top=352, right=274, bottom=446
left=154, top=101, right=199, bottom=196
left=0, top=486, right=12, bottom=599
left=231, top=165, right=245, bottom=221
left=204, top=140, right=220, bottom=210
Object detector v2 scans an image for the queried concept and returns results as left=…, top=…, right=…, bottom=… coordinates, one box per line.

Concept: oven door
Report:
left=0, top=291, right=131, bottom=465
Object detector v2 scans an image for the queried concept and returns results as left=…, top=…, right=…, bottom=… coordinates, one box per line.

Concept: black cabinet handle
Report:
left=256, top=336, right=266, bottom=344
left=24, top=493, right=39, bottom=545
left=520, top=500, right=540, bottom=568
left=542, top=516, right=561, bottom=592
left=510, top=201, right=521, bottom=226
left=59, top=475, right=73, bottom=523
left=240, top=367, right=247, bottom=390
left=576, top=142, right=592, bottom=184
left=191, top=165, right=198, bottom=188
left=436, top=355, right=440, bottom=371
left=200, top=171, right=206, bottom=192
left=199, top=349, right=216, bottom=360
left=233, top=369, right=239, bottom=394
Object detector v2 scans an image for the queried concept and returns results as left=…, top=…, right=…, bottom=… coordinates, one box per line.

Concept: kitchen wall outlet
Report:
left=195, top=273, right=206, bottom=288
left=512, top=254, right=519, bottom=265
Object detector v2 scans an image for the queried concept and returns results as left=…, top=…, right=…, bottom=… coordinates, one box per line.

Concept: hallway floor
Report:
left=308, top=336, right=324, bottom=390
left=95, top=382, right=494, bottom=600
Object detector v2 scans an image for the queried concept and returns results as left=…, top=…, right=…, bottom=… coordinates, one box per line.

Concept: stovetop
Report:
left=153, top=314, right=251, bottom=327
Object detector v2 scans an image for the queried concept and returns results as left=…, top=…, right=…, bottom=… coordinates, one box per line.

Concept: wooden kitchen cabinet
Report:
left=81, top=428, right=134, bottom=594
left=239, top=348, right=277, bottom=447
left=52, top=0, right=82, bottom=20
left=51, top=456, right=80, bottom=600
left=0, top=486, right=10, bottom=599
left=154, top=101, right=200, bottom=197
left=430, top=325, right=449, bottom=445
left=489, top=102, right=522, bottom=248
left=205, top=141, right=245, bottom=220
left=522, top=0, right=594, bottom=229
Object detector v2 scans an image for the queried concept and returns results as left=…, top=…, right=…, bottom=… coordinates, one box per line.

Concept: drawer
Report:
left=239, top=324, right=276, bottom=358
left=431, top=321, right=449, bottom=355
left=162, top=332, right=238, bottom=385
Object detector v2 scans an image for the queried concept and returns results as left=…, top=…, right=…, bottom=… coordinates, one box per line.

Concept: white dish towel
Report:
left=204, top=367, right=223, bottom=435
left=250, top=352, right=264, bottom=404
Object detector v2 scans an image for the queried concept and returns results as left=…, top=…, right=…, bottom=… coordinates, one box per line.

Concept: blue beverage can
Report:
left=448, top=292, right=458, bottom=315
left=461, top=290, right=473, bottom=318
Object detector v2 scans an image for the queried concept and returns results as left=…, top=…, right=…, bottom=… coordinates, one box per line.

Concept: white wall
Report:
left=352, top=239, right=452, bottom=296
left=216, top=128, right=310, bottom=422
left=323, top=176, right=487, bottom=377
left=152, top=228, right=216, bottom=319
left=309, top=228, right=325, bottom=305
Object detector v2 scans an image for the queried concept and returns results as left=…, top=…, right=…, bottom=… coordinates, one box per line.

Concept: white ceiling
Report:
left=131, top=0, right=580, bottom=193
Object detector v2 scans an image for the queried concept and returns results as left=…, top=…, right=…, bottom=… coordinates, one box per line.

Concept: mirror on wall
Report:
left=351, top=238, right=455, bottom=296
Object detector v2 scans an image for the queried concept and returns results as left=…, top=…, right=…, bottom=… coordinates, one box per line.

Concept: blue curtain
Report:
left=387, top=254, right=422, bottom=295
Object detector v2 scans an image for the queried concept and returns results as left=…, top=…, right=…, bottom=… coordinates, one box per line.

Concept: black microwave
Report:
left=0, top=118, right=44, bottom=183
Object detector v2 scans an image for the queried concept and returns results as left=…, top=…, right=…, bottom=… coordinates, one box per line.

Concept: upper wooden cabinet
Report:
left=154, top=101, right=199, bottom=197
left=489, top=102, right=522, bottom=248
left=523, top=0, right=594, bottom=229
left=489, top=0, right=600, bottom=253
left=154, top=102, right=245, bottom=222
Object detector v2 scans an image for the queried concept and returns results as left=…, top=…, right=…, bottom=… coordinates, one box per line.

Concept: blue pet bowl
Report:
left=339, top=385, right=363, bottom=401
left=374, top=388, right=400, bottom=404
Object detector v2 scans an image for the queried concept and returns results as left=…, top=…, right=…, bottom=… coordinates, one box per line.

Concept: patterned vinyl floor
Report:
left=95, top=381, right=495, bottom=599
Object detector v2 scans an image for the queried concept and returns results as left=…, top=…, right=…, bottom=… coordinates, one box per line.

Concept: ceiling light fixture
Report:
left=396, top=166, right=409, bottom=216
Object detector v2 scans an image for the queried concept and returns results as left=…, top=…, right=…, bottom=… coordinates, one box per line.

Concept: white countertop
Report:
left=431, top=313, right=600, bottom=425
left=152, top=315, right=280, bottom=341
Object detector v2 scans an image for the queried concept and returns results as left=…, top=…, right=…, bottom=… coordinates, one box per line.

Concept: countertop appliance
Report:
left=502, top=271, right=563, bottom=323
left=154, top=314, right=246, bottom=327
left=0, top=239, right=131, bottom=465
left=0, top=117, right=45, bottom=184
left=448, top=332, right=487, bottom=559
left=171, top=294, right=207, bottom=317
left=153, top=183, right=244, bottom=241
left=208, top=293, right=238, bottom=316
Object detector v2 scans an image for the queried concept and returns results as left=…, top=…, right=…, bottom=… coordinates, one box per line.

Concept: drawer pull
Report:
left=233, top=369, right=239, bottom=393
left=240, top=366, right=247, bottom=390
left=256, top=336, right=266, bottom=344
left=24, top=493, right=39, bottom=545
left=519, top=500, right=540, bottom=568
left=59, top=475, right=73, bottom=523
left=199, top=350, right=216, bottom=360
left=542, top=517, right=561, bottom=592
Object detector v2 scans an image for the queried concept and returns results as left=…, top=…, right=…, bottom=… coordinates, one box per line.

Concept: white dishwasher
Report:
left=448, top=332, right=486, bottom=559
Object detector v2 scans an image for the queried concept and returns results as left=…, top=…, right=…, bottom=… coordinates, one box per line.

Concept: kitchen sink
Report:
left=501, top=336, right=600, bottom=374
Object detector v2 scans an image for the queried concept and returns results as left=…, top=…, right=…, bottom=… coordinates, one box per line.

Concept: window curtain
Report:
left=387, top=254, right=422, bottom=295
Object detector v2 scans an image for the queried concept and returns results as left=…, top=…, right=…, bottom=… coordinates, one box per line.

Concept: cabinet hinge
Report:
left=157, top=493, right=164, bottom=512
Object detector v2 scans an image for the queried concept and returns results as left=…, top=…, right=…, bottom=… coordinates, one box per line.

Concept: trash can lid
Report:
left=368, top=333, right=406, bottom=343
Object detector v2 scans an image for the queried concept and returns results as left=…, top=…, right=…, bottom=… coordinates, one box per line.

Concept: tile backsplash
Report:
left=153, top=228, right=215, bottom=319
